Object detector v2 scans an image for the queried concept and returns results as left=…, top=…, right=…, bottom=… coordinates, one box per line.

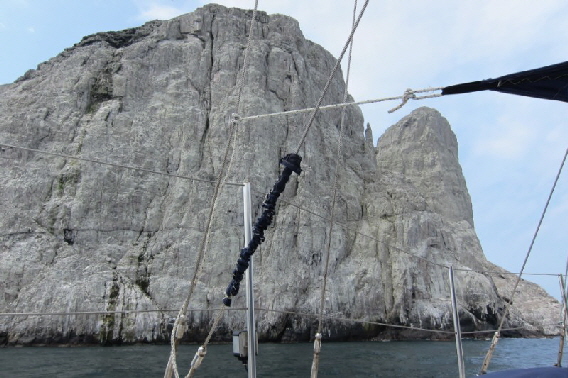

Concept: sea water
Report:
left=0, top=338, right=565, bottom=377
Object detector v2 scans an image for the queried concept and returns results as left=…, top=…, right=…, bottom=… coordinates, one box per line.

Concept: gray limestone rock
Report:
left=0, top=4, right=560, bottom=345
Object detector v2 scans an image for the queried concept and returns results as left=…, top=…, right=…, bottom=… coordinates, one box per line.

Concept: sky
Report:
left=1, top=0, right=567, bottom=300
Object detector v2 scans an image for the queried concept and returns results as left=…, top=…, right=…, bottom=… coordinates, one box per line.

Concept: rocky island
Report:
left=0, top=4, right=560, bottom=346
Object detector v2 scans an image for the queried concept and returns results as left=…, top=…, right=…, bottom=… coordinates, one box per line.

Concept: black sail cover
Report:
left=441, top=61, right=568, bottom=103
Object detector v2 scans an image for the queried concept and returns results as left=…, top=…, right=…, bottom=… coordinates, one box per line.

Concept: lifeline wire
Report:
left=480, top=145, right=568, bottom=375
left=1, top=305, right=540, bottom=337
left=250, top=188, right=566, bottom=279
left=255, top=307, right=531, bottom=336
left=0, top=142, right=243, bottom=187
left=3, top=0, right=561, bottom=367
left=0, top=308, right=247, bottom=317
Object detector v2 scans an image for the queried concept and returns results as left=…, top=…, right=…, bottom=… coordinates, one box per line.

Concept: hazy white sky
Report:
left=1, top=0, right=567, bottom=299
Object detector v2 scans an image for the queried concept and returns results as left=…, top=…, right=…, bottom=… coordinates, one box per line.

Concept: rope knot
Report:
left=190, top=346, right=206, bottom=370
left=230, top=113, right=241, bottom=127
left=313, top=332, right=322, bottom=354
left=388, top=88, right=417, bottom=113
left=174, top=314, right=188, bottom=340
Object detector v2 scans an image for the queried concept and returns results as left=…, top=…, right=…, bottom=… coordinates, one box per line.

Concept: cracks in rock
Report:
left=268, top=84, right=287, bottom=105
left=133, top=231, right=155, bottom=300
left=198, top=115, right=210, bottom=171
left=196, top=15, right=215, bottom=171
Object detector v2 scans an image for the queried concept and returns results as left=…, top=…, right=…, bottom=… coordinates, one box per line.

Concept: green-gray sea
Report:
left=1, top=338, right=566, bottom=377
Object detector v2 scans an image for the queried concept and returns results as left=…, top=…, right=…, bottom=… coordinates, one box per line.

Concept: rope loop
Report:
left=388, top=88, right=418, bottom=113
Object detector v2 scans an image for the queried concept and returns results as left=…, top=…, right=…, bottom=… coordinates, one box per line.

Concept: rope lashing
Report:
left=187, top=347, right=206, bottom=377
left=387, top=87, right=443, bottom=113
left=185, top=309, right=225, bottom=377
left=388, top=88, right=416, bottom=113
left=238, top=87, right=443, bottom=122
left=223, top=153, right=302, bottom=307
left=310, top=333, right=322, bottom=378
left=175, top=315, right=188, bottom=339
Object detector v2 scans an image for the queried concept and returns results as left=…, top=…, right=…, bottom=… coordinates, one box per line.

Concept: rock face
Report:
left=0, top=4, right=561, bottom=345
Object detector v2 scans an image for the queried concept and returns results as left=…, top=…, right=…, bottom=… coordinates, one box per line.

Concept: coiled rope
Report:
left=479, top=145, right=568, bottom=375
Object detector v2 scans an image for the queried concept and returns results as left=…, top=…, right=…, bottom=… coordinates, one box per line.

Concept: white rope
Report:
left=187, top=346, right=206, bottom=377
left=388, top=88, right=417, bottom=113
left=294, top=0, right=370, bottom=155
left=311, top=1, right=359, bottom=377
left=310, top=333, right=322, bottom=378
left=185, top=309, right=225, bottom=377
left=239, top=87, right=443, bottom=122
left=165, top=2, right=260, bottom=377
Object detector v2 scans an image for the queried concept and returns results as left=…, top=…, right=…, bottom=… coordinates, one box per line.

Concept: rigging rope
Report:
left=479, top=145, right=568, bottom=375
left=4, top=2, right=563, bottom=374
left=386, top=88, right=441, bottom=113
left=165, top=3, right=260, bottom=377
left=239, top=87, right=442, bottom=122
left=186, top=310, right=225, bottom=378
left=294, top=0, right=370, bottom=155
left=311, top=2, right=359, bottom=377
left=164, top=119, right=236, bottom=378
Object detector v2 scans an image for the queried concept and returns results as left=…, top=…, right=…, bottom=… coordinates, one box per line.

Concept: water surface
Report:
left=0, top=338, right=565, bottom=377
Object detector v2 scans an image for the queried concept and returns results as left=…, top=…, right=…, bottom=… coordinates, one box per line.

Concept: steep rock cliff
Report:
left=0, top=4, right=560, bottom=345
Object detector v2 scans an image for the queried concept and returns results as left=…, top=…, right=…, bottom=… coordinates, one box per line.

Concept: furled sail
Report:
left=441, top=61, right=568, bottom=103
